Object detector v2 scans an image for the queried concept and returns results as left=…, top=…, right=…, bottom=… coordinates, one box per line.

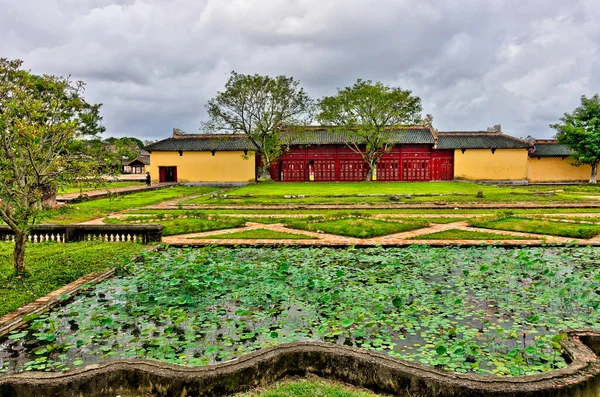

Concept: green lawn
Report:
left=222, top=182, right=523, bottom=196
left=469, top=217, right=600, bottom=239
left=182, top=182, right=599, bottom=205
left=104, top=215, right=246, bottom=236
left=123, top=207, right=600, bottom=216
left=58, top=181, right=144, bottom=195
left=236, top=378, right=378, bottom=397
left=412, top=229, right=530, bottom=240
left=43, top=186, right=220, bottom=224
left=284, top=218, right=428, bottom=238
left=194, top=229, right=315, bottom=240
left=382, top=216, right=465, bottom=224
left=0, top=242, right=149, bottom=316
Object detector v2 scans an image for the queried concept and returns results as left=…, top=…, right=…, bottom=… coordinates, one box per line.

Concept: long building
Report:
left=145, top=127, right=589, bottom=184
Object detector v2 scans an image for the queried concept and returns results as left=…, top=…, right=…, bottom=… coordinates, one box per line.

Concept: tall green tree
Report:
left=551, top=94, right=600, bottom=183
left=0, top=58, right=106, bottom=275
left=317, top=79, right=423, bottom=181
left=203, top=71, right=313, bottom=180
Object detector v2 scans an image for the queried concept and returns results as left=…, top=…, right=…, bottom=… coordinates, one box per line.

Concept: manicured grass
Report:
left=412, top=229, right=530, bottom=240
left=382, top=216, right=466, bottom=224
left=238, top=216, right=324, bottom=224
left=181, top=182, right=600, bottom=205
left=58, top=181, right=144, bottom=195
left=539, top=215, right=600, bottom=223
left=284, top=218, right=428, bottom=238
left=0, top=242, right=149, bottom=316
left=43, top=186, right=220, bottom=224
left=124, top=207, right=600, bottom=216
left=236, top=378, right=379, bottom=397
left=104, top=215, right=246, bottom=236
left=469, top=217, right=600, bottom=239
left=194, top=228, right=315, bottom=240
left=223, top=182, right=521, bottom=196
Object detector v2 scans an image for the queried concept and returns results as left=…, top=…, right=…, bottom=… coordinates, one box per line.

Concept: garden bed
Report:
left=1, top=246, right=599, bottom=378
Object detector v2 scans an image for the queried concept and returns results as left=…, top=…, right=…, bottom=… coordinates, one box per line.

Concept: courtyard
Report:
left=1, top=182, right=600, bottom=396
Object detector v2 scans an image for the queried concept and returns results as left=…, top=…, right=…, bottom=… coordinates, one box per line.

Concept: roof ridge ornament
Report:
left=486, top=124, right=502, bottom=133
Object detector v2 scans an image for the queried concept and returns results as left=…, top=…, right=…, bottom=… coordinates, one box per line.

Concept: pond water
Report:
left=1, top=246, right=599, bottom=376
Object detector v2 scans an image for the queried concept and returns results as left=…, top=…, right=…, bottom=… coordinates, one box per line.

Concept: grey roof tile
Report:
left=529, top=142, right=573, bottom=157
left=436, top=132, right=529, bottom=149
left=281, top=128, right=435, bottom=145
left=145, top=135, right=258, bottom=152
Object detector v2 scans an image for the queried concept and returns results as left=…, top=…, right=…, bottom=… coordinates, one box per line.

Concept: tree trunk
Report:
left=260, top=164, right=272, bottom=182
left=41, top=184, right=58, bottom=208
left=365, top=160, right=376, bottom=182
left=591, top=163, right=598, bottom=184
left=13, top=230, right=27, bottom=275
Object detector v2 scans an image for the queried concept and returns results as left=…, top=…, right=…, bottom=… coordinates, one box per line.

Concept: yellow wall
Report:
left=149, top=151, right=256, bottom=182
left=454, top=149, right=528, bottom=181
left=527, top=157, right=590, bottom=182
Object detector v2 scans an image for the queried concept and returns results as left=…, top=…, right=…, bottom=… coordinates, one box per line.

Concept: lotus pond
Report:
left=1, top=246, right=600, bottom=377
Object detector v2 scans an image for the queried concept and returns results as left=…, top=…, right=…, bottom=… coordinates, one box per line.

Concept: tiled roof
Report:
left=145, top=135, right=258, bottom=152
left=146, top=127, right=435, bottom=151
left=281, top=127, right=435, bottom=145
left=436, top=132, right=529, bottom=149
left=529, top=141, right=573, bottom=157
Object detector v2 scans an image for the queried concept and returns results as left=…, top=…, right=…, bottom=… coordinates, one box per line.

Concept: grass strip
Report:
left=411, top=229, right=530, bottom=240
left=469, top=216, right=600, bottom=239
left=43, top=186, right=220, bottom=224
left=0, top=242, right=149, bottom=316
left=104, top=216, right=246, bottom=236
left=284, top=218, right=429, bottom=238
left=193, top=229, right=315, bottom=240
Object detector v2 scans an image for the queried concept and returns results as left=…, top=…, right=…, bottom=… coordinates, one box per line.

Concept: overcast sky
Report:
left=2, top=0, right=598, bottom=140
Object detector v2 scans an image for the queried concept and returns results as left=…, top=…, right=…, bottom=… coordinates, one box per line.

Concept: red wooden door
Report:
left=377, top=150, right=401, bottom=181
left=159, top=167, right=166, bottom=183
left=401, top=146, right=431, bottom=181
left=431, top=150, right=454, bottom=181
left=281, top=160, right=306, bottom=181
left=339, top=160, right=367, bottom=181
left=402, top=158, right=430, bottom=181
left=313, top=160, right=336, bottom=181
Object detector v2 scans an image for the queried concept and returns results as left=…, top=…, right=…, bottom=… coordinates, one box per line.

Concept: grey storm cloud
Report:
left=1, top=0, right=599, bottom=140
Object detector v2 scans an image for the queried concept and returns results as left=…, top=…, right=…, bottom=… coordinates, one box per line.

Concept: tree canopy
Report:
left=551, top=94, right=600, bottom=183
left=203, top=71, right=313, bottom=180
left=317, top=79, right=422, bottom=181
left=0, top=58, right=106, bottom=274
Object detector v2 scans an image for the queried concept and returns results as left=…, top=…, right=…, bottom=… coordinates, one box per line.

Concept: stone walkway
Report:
left=163, top=220, right=593, bottom=247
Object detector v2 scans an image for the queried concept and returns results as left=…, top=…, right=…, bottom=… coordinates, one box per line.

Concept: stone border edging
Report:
left=0, top=269, right=115, bottom=338
left=1, top=330, right=599, bottom=396
left=0, top=245, right=161, bottom=338
left=167, top=241, right=600, bottom=248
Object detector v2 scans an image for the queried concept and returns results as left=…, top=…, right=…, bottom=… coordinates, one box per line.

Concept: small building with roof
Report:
left=527, top=140, right=590, bottom=182
left=145, top=127, right=589, bottom=183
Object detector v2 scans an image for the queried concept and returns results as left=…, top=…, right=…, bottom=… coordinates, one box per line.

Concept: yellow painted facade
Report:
left=149, top=151, right=256, bottom=182
left=527, top=157, right=590, bottom=182
left=454, top=149, right=528, bottom=181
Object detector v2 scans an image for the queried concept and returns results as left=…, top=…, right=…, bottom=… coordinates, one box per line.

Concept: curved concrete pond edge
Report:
left=1, top=329, right=599, bottom=397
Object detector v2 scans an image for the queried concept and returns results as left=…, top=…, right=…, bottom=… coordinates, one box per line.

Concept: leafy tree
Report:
left=105, top=136, right=145, bottom=161
left=317, top=79, right=422, bottom=181
left=0, top=58, right=106, bottom=275
left=551, top=94, right=600, bottom=183
left=204, top=71, right=313, bottom=180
